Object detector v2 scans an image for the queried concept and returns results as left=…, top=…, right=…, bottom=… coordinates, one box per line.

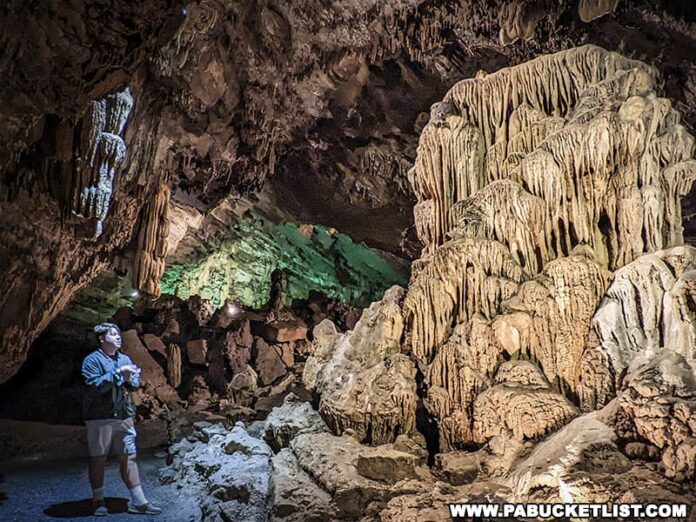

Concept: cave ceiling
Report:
left=2, top=0, right=696, bottom=382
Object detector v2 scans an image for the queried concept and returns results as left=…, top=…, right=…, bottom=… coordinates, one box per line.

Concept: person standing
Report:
left=81, top=322, right=162, bottom=516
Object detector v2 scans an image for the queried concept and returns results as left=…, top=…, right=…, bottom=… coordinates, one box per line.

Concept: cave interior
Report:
left=2, top=1, right=696, bottom=520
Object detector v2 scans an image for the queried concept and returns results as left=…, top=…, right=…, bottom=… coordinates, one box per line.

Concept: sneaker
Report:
left=128, top=501, right=162, bottom=515
left=92, top=500, right=108, bottom=516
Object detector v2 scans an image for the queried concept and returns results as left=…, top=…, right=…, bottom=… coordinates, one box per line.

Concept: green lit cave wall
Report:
left=161, top=216, right=409, bottom=310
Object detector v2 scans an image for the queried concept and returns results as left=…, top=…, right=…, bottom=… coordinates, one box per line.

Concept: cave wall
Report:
left=0, top=0, right=185, bottom=383
left=161, top=216, right=408, bottom=309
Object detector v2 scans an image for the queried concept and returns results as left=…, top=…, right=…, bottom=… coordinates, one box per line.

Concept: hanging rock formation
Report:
left=69, top=88, right=134, bottom=237
left=132, top=181, right=171, bottom=297
left=166, top=343, right=182, bottom=389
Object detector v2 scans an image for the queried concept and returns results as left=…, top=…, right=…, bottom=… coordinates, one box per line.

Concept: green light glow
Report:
left=160, top=216, right=408, bottom=309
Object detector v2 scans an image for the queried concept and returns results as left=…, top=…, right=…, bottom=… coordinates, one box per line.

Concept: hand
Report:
left=119, top=364, right=140, bottom=382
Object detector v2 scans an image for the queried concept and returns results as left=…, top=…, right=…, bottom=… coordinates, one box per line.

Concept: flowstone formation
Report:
left=403, top=44, right=696, bottom=451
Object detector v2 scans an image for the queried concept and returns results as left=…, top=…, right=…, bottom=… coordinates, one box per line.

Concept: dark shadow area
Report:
left=44, top=497, right=129, bottom=518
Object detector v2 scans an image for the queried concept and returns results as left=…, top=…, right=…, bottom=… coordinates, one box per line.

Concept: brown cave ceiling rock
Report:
left=4, top=1, right=696, bottom=388
left=303, top=286, right=417, bottom=445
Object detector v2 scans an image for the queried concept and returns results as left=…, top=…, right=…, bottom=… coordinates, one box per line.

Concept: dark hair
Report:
left=94, top=323, right=121, bottom=340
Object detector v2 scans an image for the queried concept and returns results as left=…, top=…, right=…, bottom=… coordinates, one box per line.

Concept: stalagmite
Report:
left=303, top=286, right=417, bottom=445
left=167, top=343, right=182, bottom=389
left=132, top=181, right=171, bottom=297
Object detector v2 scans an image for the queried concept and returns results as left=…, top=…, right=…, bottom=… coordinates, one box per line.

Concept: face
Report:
left=102, top=327, right=122, bottom=349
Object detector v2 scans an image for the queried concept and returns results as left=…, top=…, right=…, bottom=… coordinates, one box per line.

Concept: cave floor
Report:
left=0, top=450, right=200, bottom=521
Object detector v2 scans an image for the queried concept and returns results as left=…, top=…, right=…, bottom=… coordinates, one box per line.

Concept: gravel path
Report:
left=0, top=450, right=200, bottom=521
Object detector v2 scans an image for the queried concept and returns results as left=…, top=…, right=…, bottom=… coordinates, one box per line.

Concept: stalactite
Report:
left=403, top=238, right=522, bottom=364
left=407, top=45, right=696, bottom=274
left=71, top=88, right=134, bottom=236
left=167, top=343, right=182, bottom=389
left=132, top=181, right=171, bottom=296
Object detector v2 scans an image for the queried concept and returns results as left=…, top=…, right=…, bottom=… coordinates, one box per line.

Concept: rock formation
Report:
left=166, top=343, right=182, bottom=389
left=4, top=2, right=696, bottom=520
left=400, top=44, right=696, bottom=453
left=580, top=246, right=696, bottom=410
left=303, top=286, right=417, bottom=444
left=283, top=46, right=696, bottom=518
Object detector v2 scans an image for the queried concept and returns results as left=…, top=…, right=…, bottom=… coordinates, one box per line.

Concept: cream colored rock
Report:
left=505, top=412, right=631, bottom=500
left=580, top=246, right=696, bottom=410
left=613, top=350, right=696, bottom=482
left=494, top=360, right=548, bottom=388
left=379, top=482, right=511, bottom=522
left=270, top=449, right=337, bottom=522
left=403, top=238, right=523, bottom=364
left=290, top=432, right=432, bottom=519
left=132, top=181, right=170, bottom=297
left=409, top=46, right=695, bottom=278
left=304, top=286, right=417, bottom=444
left=263, top=393, right=328, bottom=452
left=473, top=370, right=578, bottom=443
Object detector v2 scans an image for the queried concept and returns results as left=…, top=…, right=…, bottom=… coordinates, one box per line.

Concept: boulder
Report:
left=142, top=333, right=167, bottom=357
left=159, top=422, right=273, bottom=521
left=303, top=286, right=417, bottom=445
left=187, top=295, right=214, bottom=326
left=290, top=432, right=432, bottom=518
left=612, top=350, right=696, bottom=482
left=225, top=328, right=252, bottom=371
left=186, top=339, right=208, bottom=366
left=435, top=451, right=481, bottom=486
left=253, top=320, right=308, bottom=343
left=254, top=338, right=287, bottom=386
left=227, top=365, right=258, bottom=407
left=263, top=393, right=329, bottom=451
left=472, top=381, right=578, bottom=443
left=270, top=449, right=337, bottom=521
left=120, top=329, right=167, bottom=388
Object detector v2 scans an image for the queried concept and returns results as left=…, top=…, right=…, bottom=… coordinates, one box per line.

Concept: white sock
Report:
left=92, top=487, right=104, bottom=501
left=129, top=484, right=147, bottom=506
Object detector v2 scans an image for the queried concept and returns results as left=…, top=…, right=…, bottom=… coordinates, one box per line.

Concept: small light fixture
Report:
left=226, top=303, right=239, bottom=316
left=130, top=289, right=140, bottom=298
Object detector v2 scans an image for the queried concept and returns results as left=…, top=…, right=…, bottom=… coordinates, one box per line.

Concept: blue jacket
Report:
left=81, top=349, right=140, bottom=421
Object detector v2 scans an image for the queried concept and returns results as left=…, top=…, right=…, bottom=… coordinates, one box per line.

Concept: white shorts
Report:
left=85, top=418, right=137, bottom=457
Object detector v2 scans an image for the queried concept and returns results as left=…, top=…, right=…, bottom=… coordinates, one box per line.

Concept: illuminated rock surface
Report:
left=3, top=2, right=696, bottom=519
